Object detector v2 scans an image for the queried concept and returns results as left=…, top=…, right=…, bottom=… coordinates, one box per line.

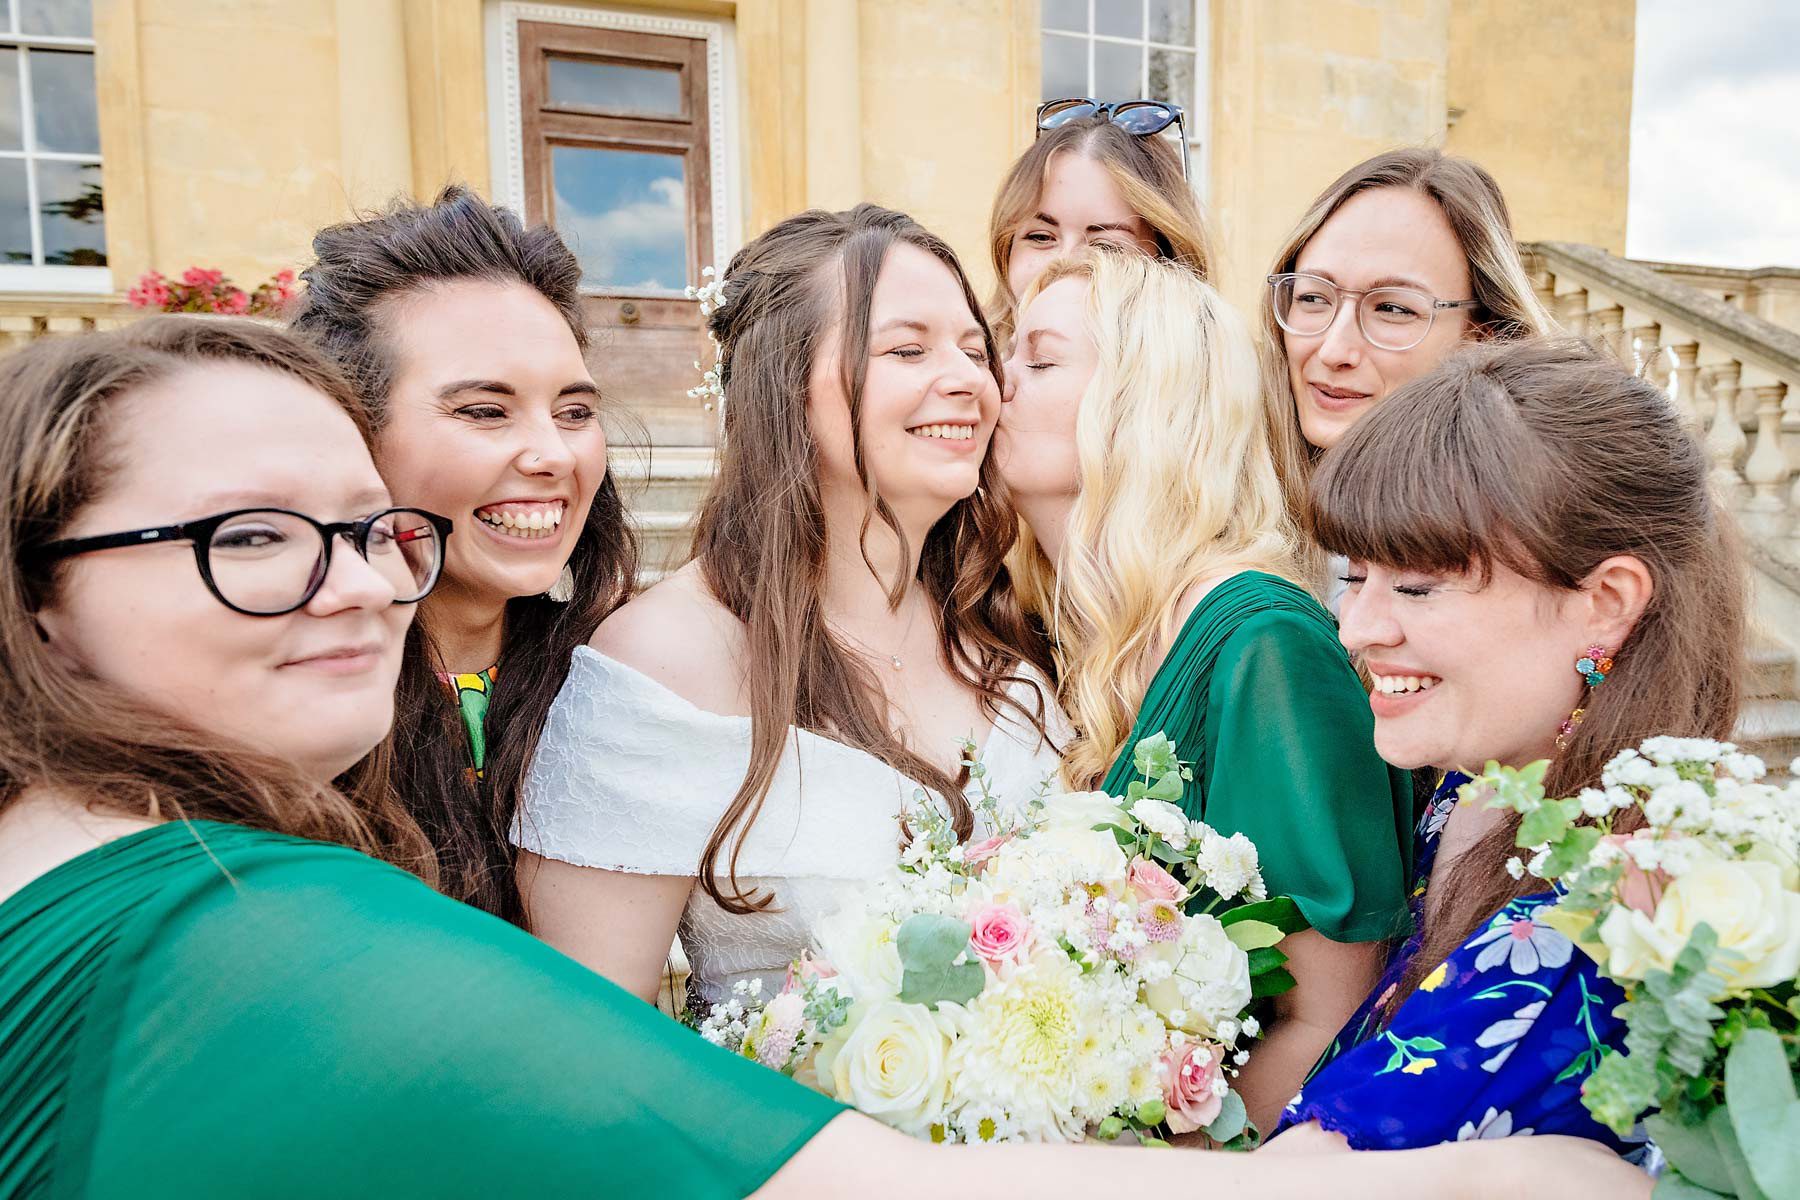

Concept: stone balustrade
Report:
left=1526, top=243, right=1800, bottom=598
left=0, top=293, right=134, bottom=352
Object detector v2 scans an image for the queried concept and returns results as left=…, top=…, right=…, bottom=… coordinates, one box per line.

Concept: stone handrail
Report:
left=0, top=293, right=134, bottom=350
left=1522, top=242, right=1800, bottom=587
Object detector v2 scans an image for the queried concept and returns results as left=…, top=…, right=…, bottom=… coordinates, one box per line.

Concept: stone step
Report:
left=633, top=508, right=697, bottom=578
left=1748, top=640, right=1796, bottom=700
left=1733, top=697, right=1800, bottom=773
left=610, top=445, right=717, bottom=514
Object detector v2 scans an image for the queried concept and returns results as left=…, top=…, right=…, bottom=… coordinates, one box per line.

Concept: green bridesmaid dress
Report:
left=0, top=820, right=840, bottom=1199
left=1099, top=570, right=1415, bottom=943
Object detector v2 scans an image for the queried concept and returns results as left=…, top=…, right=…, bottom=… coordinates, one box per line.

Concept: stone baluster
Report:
left=1783, top=384, right=1800, bottom=476
left=1742, top=383, right=1792, bottom=538
left=1705, top=363, right=1748, bottom=506
left=1557, top=289, right=1589, bottom=338
left=1591, top=305, right=1626, bottom=359
left=1531, top=269, right=1557, bottom=328
left=1671, top=342, right=1704, bottom=424
left=1627, top=323, right=1666, bottom=388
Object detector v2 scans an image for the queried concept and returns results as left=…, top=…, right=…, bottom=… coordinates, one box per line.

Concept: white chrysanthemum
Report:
left=1577, top=788, right=1614, bottom=819
left=1129, top=797, right=1190, bottom=848
left=944, top=951, right=1097, bottom=1141
left=1193, top=829, right=1265, bottom=901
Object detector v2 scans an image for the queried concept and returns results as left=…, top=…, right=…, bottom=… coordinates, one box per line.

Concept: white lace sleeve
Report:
left=513, top=647, right=756, bottom=876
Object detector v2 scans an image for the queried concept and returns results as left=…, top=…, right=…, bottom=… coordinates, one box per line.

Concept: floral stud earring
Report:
left=1557, top=644, right=1615, bottom=748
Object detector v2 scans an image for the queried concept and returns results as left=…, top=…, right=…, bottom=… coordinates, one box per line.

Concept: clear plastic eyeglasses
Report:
left=1268, top=272, right=1480, bottom=352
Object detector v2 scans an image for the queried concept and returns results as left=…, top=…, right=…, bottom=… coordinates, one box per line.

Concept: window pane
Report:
left=1095, top=0, right=1143, bottom=39
left=0, top=158, right=29, bottom=263
left=1146, top=47, right=1194, bottom=106
left=20, top=0, right=89, bottom=38
left=551, top=144, right=687, bottom=292
left=547, top=56, right=682, bottom=117
left=1148, top=0, right=1195, bottom=46
left=0, top=49, right=19, bottom=151
left=1042, top=0, right=1087, bottom=32
left=31, top=49, right=98, bottom=154
left=1041, top=33, right=1087, bottom=101
left=38, top=158, right=103, bottom=265
left=1094, top=39, right=1141, bottom=100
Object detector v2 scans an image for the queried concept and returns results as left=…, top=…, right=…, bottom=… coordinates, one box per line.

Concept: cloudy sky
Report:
left=1628, top=0, right=1800, bottom=267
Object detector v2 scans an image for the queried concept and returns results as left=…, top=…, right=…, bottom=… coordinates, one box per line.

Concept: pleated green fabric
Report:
left=0, top=821, right=840, bottom=1199
left=1099, top=571, right=1416, bottom=942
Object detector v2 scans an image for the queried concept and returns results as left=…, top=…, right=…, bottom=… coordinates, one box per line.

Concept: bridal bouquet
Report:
left=1467, top=738, right=1800, bottom=1199
left=697, top=734, right=1302, bottom=1146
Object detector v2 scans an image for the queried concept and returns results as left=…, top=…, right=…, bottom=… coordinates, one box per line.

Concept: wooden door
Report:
left=518, top=21, right=716, bottom=448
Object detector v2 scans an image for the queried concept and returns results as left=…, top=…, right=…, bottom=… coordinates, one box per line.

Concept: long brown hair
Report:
left=291, top=186, right=638, bottom=922
left=1265, top=148, right=1556, bottom=588
left=1309, top=337, right=1745, bottom=1008
left=2, top=317, right=433, bottom=872
left=988, top=118, right=1214, bottom=347
left=694, top=203, right=1051, bottom=914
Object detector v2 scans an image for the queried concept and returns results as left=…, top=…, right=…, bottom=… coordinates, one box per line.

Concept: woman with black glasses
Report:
left=986, top=96, right=1213, bottom=347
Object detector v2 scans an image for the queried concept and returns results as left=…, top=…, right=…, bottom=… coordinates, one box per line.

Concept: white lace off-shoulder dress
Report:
left=514, top=646, right=1068, bottom=1006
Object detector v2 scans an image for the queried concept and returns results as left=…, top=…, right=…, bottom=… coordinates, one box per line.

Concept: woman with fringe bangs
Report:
left=1271, top=338, right=1742, bottom=1159
left=515, top=204, right=1067, bottom=1007
left=291, top=187, right=638, bottom=924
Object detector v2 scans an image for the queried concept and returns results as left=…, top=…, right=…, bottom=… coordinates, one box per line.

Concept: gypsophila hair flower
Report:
left=686, top=266, right=729, bottom=416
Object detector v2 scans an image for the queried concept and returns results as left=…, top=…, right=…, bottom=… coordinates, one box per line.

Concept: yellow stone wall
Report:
left=86, top=0, right=1633, bottom=312
left=1444, top=0, right=1634, bottom=255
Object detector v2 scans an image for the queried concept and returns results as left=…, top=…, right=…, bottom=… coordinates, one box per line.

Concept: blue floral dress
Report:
left=1273, top=772, right=1634, bottom=1151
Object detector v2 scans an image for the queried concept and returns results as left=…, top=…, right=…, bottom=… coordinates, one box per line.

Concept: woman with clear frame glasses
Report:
left=1259, top=147, right=1555, bottom=595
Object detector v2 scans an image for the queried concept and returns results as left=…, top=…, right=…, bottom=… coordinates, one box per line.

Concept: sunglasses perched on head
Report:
left=1035, top=97, right=1190, bottom=181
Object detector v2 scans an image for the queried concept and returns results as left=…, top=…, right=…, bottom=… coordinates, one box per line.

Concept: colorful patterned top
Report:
left=441, top=666, right=498, bottom=776
left=1273, top=772, right=1634, bottom=1152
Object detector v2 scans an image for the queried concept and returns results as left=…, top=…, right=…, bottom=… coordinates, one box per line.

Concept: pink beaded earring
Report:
left=1556, top=644, right=1615, bottom=749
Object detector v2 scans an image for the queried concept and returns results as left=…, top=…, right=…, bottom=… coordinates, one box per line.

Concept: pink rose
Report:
left=784, top=951, right=837, bottom=990
left=1162, top=1040, right=1226, bottom=1133
left=967, top=901, right=1033, bottom=967
left=1127, top=856, right=1184, bottom=904
left=961, top=833, right=1010, bottom=867
left=1604, top=833, right=1667, bottom=916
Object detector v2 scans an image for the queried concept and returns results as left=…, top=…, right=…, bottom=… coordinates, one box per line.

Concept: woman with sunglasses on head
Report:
left=999, top=248, right=1413, bottom=1135
left=1268, top=338, right=1739, bottom=1167
left=291, top=186, right=637, bottom=924
left=987, top=96, right=1212, bottom=347
left=1260, top=148, right=1553, bottom=593
left=0, top=321, right=1648, bottom=1200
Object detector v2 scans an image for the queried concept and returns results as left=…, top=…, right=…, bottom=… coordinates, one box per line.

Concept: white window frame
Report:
left=0, top=16, right=109, bottom=294
left=484, top=1, right=741, bottom=282
left=1040, top=0, right=1211, bottom=202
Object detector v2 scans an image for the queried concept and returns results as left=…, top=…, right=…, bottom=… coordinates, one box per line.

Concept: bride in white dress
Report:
left=515, top=205, right=1069, bottom=1007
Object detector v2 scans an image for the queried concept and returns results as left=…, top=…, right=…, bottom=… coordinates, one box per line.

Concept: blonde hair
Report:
left=988, top=119, right=1214, bottom=348
left=1011, top=249, right=1298, bottom=788
left=1259, top=148, right=1556, bottom=586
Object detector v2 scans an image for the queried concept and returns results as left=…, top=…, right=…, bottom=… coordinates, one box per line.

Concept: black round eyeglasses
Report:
left=33, top=506, right=454, bottom=617
left=1036, top=97, right=1190, bottom=181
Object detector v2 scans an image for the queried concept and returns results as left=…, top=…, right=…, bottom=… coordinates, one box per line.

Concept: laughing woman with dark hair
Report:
left=290, top=186, right=637, bottom=922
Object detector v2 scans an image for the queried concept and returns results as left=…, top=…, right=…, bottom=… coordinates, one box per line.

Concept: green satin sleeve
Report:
left=1197, top=609, right=1414, bottom=942
left=82, top=842, right=840, bottom=1199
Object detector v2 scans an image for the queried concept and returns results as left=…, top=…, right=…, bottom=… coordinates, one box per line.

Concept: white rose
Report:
left=990, top=825, right=1127, bottom=897
left=1040, top=789, right=1126, bottom=832
left=815, top=906, right=905, bottom=1000
left=1599, top=853, right=1800, bottom=997
left=1140, top=913, right=1252, bottom=1034
left=817, top=1000, right=953, bottom=1135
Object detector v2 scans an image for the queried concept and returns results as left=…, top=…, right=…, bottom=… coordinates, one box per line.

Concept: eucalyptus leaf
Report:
left=1146, top=770, right=1185, bottom=802
left=1707, top=1104, right=1770, bottom=1200
left=895, top=914, right=983, bottom=1009
left=1652, top=1172, right=1733, bottom=1199
left=1225, top=919, right=1285, bottom=952
left=1517, top=801, right=1571, bottom=849
left=1645, top=1113, right=1735, bottom=1195
left=1202, top=1090, right=1248, bottom=1143
left=1725, top=1028, right=1800, bottom=1199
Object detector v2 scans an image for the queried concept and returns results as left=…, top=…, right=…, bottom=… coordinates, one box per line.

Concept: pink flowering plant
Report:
left=1467, top=738, right=1800, bottom=1199
left=127, top=266, right=298, bottom=317
left=697, top=734, right=1304, bottom=1147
